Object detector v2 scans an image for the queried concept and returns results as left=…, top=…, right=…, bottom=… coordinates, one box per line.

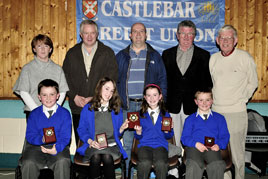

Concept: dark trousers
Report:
left=185, top=147, right=226, bottom=179
left=21, top=142, right=71, bottom=179
left=72, top=113, right=80, bottom=146
left=137, top=146, right=168, bottom=179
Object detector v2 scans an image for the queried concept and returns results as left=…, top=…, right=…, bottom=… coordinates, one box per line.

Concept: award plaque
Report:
left=127, top=112, right=140, bottom=129
left=161, top=117, right=172, bottom=131
left=204, top=136, right=215, bottom=148
left=96, top=133, right=108, bottom=149
left=43, top=127, right=56, bottom=144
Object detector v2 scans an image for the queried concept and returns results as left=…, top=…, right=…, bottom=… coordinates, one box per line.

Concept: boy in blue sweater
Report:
left=181, top=89, right=230, bottom=179
left=134, top=84, right=174, bottom=179
left=21, top=79, right=72, bottom=179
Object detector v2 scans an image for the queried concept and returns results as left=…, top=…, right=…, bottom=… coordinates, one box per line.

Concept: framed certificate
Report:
left=96, top=133, right=108, bottom=149
left=161, top=117, right=172, bottom=131
left=204, top=136, right=215, bottom=148
left=127, top=112, right=140, bottom=129
left=43, top=127, right=56, bottom=144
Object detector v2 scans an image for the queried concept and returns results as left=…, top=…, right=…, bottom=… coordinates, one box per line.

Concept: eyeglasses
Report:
left=179, top=32, right=195, bottom=37
left=219, top=36, right=234, bottom=41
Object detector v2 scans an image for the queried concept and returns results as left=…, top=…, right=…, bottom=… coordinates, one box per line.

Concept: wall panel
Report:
left=225, top=0, right=267, bottom=101
left=0, top=0, right=4, bottom=96
left=0, top=0, right=267, bottom=101
left=0, top=0, right=76, bottom=98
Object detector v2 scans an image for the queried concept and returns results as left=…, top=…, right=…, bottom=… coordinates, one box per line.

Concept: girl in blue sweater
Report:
left=134, top=84, right=174, bottom=179
left=77, top=77, right=128, bottom=179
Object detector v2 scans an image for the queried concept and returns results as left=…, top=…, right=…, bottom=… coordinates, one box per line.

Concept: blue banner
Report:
left=76, top=0, right=225, bottom=55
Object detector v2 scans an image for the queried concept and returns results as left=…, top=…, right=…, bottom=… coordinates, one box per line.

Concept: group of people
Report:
left=13, top=18, right=258, bottom=179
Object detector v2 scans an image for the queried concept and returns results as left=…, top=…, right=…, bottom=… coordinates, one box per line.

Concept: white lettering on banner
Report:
left=99, top=27, right=154, bottom=41
left=100, top=27, right=216, bottom=42
left=160, top=28, right=177, bottom=41
left=101, top=0, right=196, bottom=18
left=195, top=28, right=215, bottom=42
left=160, top=28, right=215, bottom=42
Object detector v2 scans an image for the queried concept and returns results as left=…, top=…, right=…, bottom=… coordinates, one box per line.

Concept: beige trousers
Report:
left=221, top=111, right=248, bottom=179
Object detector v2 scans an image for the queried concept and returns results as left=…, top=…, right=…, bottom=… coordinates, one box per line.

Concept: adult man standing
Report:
left=162, top=20, right=212, bottom=149
left=116, top=22, right=167, bottom=178
left=209, top=25, right=258, bottom=179
left=63, top=20, right=118, bottom=146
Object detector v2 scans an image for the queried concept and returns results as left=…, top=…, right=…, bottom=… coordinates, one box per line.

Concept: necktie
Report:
left=100, top=106, right=105, bottom=112
left=203, top=114, right=208, bottom=120
left=150, top=111, right=155, bottom=125
left=48, top=110, right=53, bottom=118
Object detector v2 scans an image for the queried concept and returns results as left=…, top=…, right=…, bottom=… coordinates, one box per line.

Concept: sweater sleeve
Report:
left=77, top=104, right=93, bottom=144
left=181, top=115, right=197, bottom=147
left=55, top=109, right=72, bottom=153
left=62, top=51, right=77, bottom=101
left=245, top=54, right=258, bottom=100
left=57, top=92, right=66, bottom=106
left=20, top=91, right=39, bottom=111
left=155, top=53, right=167, bottom=100
left=26, top=112, right=44, bottom=145
left=116, top=109, right=124, bottom=137
left=216, top=116, right=230, bottom=149
left=163, top=128, right=174, bottom=139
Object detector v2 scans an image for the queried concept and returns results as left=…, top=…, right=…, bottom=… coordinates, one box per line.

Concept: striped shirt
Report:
left=128, top=46, right=147, bottom=98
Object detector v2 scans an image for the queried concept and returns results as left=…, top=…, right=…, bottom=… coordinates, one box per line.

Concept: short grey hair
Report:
left=218, top=25, right=237, bottom=38
left=177, top=20, right=197, bottom=35
left=80, top=20, right=98, bottom=34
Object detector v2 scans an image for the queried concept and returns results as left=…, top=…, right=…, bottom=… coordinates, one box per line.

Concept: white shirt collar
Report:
left=98, top=102, right=109, bottom=112
left=43, top=104, right=58, bottom=118
left=148, top=106, right=160, bottom=124
left=196, top=109, right=212, bottom=120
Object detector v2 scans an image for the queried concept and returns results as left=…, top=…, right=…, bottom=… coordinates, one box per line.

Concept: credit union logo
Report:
left=198, top=2, right=219, bottom=23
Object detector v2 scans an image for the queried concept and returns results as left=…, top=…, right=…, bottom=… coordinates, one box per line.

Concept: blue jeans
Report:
left=123, top=101, right=142, bottom=179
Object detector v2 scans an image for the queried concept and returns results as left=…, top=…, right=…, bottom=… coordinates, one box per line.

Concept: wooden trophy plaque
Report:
left=96, top=133, right=108, bottom=149
left=204, top=136, right=215, bottom=148
left=43, top=127, right=56, bottom=144
left=161, top=117, right=172, bottom=131
left=127, top=112, right=140, bottom=129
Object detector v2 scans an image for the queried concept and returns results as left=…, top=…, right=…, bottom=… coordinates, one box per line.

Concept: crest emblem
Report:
left=129, top=114, right=138, bottom=122
left=163, top=120, right=170, bottom=126
left=45, top=129, right=54, bottom=137
left=82, top=0, right=98, bottom=19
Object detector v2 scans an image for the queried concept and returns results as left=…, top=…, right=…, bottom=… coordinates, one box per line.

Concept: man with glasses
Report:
left=162, top=20, right=212, bottom=178
left=209, top=25, right=258, bottom=179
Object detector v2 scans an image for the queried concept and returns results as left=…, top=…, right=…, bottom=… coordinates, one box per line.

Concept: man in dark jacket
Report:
left=116, top=22, right=167, bottom=178
left=63, top=20, right=118, bottom=146
left=162, top=20, right=212, bottom=178
left=162, top=20, right=212, bottom=148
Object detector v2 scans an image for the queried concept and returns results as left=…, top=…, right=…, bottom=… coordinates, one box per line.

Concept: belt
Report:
left=129, top=98, right=143, bottom=102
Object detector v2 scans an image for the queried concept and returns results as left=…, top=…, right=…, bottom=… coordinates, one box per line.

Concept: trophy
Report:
left=96, top=133, right=108, bottom=149
left=43, top=127, right=56, bottom=144
left=127, top=112, right=140, bottom=129
left=204, top=136, right=215, bottom=148
left=161, top=117, right=172, bottom=131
